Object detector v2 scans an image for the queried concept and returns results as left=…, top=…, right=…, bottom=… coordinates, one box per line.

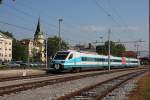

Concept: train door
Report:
left=73, top=52, right=76, bottom=67
left=68, top=53, right=76, bottom=67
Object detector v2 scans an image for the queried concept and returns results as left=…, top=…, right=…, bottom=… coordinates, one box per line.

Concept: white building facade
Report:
left=0, top=32, right=12, bottom=62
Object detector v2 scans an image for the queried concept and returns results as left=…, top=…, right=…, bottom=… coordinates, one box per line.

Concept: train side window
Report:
left=82, top=57, right=87, bottom=61
left=69, top=54, right=73, bottom=59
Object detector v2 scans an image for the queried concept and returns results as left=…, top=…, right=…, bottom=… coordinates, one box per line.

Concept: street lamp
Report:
left=58, top=18, right=63, bottom=51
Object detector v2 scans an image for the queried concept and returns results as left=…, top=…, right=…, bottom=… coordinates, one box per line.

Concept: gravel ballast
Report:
left=102, top=72, right=148, bottom=100
left=0, top=70, right=143, bottom=100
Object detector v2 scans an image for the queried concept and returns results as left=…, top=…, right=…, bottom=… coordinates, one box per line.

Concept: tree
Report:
left=47, top=36, right=69, bottom=58
left=104, top=41, right=116, bottom=55
left=0, top=0, right=2, bottom=4
left=115, top=44, right=126, bottom=57
left=12, top=40, right=28, bottom=61
left=0, top=0, right=15, bottom=4
left=96, top=41, right=126, bottom=56
left=0, top=30, right=14, bottom=38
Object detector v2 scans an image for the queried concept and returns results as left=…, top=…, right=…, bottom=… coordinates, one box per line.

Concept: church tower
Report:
left=34, top=18, right=45, bottom=62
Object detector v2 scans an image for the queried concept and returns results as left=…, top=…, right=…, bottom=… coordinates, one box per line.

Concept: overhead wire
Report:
left=106, top=0, right=132, bottom=40
left=3, top=3, right=64, bottom=33
left=4, top=3, right=35, bottom=18
left=106, top=0, right=129, bottom=29
left=106, top=0, right=145, bottom=43
left=94, top=0, right=147, bottom=52
left=93, top=0, right=132, bottom=38
left=94, top=0, right=122, bottom=27
left=0, top=20, right=34, bottom=32
left=15, top=1, right=79, bottom=34
left=2, top=2, right=78, bottom=43
left=1, top=1, right=108, bottom=44
left=15, top=1, right=86, bottom=35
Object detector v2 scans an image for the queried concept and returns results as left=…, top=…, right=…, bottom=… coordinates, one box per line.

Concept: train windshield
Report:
left=53, top=52, right=69, bottom=60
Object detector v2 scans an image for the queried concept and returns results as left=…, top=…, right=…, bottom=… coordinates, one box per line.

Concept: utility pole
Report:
left=149, top=0, right=150, bottom=57
left=149, top=0, right=150, bottom=62
left=28, top=42, right=30, bottom=67
left=58, top=18, right=63, bottom=51
left=108, top=29, right=111, bottom=71
left=45, top=33, right=48, bottom=69
left=134, top=44, right=139, bottom=58
left=100, top=36, right=103, bottom=54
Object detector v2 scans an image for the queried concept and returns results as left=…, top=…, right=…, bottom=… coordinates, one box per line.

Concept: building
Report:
left=124, top=51, right=137, bottom=58
left=74, top=43, right=96, bottom=52
left=96, top=45, right=105, bottom=55
left=20, top=39, right=34, bottom=61
left=0, top=32, right=12, bottom=62
left=33, top=18, right=45, bottom=62
left=20, top=18, right=45, bottom=62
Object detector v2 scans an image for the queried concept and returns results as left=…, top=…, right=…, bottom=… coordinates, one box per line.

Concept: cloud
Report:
left=80, top=25, right=107, bottom=33
left=114, top=26, right=139, bottom=32
left=80, top=25, right=143, bottom=33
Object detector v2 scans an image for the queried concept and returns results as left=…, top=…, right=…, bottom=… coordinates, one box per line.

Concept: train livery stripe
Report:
left=51, top=50, right=140, bottom=70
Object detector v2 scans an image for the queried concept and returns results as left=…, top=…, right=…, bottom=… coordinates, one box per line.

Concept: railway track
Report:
left=0, top=74, right=53, bottom=82
left=57, top=69, right=147, bottom=100
left=0, top=67, right=145, bottom=82
left=0, top=67, right=147, bottom=96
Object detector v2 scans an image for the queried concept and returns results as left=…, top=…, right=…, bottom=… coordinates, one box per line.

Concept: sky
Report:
left=0, top=0, right=149, bottom=54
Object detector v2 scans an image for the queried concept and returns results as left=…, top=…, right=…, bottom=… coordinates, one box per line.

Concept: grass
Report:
left=142, top=76, right=150, bottom=100
left=129, top=73, right=150, bottom=100
left=0, top=64, right=6, bottom=69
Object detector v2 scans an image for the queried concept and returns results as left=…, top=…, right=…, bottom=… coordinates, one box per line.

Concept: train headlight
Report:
left=54, top=64, right=60, bottom=70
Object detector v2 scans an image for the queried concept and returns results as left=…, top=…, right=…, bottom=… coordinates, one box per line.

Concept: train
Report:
left=50, top=50, right=140, bottom=72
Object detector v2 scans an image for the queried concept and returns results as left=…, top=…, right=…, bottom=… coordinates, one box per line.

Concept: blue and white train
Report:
left=50, top=50, right=140, bottom=71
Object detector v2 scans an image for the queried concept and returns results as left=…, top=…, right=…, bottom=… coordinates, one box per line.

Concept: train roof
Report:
left=57, top=50, right=138, bottom=60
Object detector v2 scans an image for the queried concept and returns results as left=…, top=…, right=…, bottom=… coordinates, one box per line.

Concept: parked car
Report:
left=20, top=62, right=28, bottom=66
left=35, top=62, right=45, bottom=67
left=28, top=62, right=45, bottom=67
left=28, top=63, right=36, bottom=67
left=7, top=62, right=20, bottom=67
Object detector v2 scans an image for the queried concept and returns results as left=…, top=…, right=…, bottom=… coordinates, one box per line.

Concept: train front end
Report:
left=51, top=51, right=70, bottom=71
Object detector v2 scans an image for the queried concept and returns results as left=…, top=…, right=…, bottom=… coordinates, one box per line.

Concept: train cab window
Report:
left=68, top=54, right=73, bottom=59
left=54, top=52, right=69, bottom=60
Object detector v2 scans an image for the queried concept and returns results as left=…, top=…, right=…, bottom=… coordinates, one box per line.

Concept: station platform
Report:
left=0, top=69, right=46, bottom=79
